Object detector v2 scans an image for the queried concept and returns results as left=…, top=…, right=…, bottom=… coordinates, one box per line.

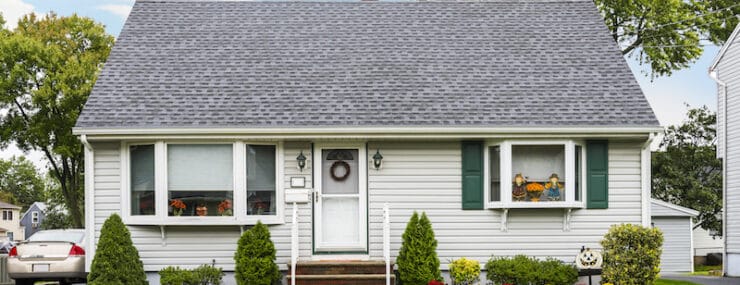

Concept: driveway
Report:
left=661, top=274, right=740, bottom=285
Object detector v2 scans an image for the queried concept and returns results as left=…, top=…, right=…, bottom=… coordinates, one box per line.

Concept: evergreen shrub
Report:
left=159, top=264, right=224, bottom=285
left=601, top=224, right=663, bottom=285
left=396, top=211, right=442, bottom=285
left=88, top=213, right=148, bottom=285
left=234, top=221, right=281, bottom=285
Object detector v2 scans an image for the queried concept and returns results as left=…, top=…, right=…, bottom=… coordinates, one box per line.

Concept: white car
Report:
left=7, top=229, right=86, bottom=285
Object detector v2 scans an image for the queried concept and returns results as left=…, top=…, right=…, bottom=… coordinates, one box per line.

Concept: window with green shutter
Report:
left=461, top=141, right=484, bottom=210
left=586, top=140, right=609, bottom=209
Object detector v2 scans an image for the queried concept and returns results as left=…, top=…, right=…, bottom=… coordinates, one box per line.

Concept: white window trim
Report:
left=31, top=211, right=39, bottom=224
left=484, top=139, right=587, bottom=209
left=120, top=140, right=284, bottom=226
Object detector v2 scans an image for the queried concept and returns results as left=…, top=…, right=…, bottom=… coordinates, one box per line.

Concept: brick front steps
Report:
left=287, top=261, right=395, bottom=285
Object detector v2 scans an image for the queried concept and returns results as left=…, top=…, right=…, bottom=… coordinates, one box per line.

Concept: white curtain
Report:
left=168, top=144, right=233, bottom=191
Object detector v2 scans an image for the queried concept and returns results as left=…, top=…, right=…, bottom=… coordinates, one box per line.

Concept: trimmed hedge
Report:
left=234, top=221, right=281, bottom=285
left=601, top=224, right=663, bottom=285
left=88, top=214, right=148, bottom=285
left=159, top=264, right=224, bottom=285
left=485, top=255, right=577, bottom=285
left=396, top=211, right=442, bottom=285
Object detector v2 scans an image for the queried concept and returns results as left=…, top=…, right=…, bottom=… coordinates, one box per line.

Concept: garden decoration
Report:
left=544, top=173, right=563, bottom=201
left=512, top=173, right=527, bottom=201
left=218, top=199, right=233, bottom=216
left=196, top=204, right=208, bottom=216
left=330, top=160, right=351, bottom=181
left=526, top=182, right=545, bottom=202
left=170, top=199, right=186, bottom=216
left=575, top=247, right=602, bottom=269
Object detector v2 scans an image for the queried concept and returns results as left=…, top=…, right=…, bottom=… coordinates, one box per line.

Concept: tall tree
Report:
left=652, top=106, right=722, bottom=235
left=594, top=0, right=740, bottom=77
left=0, top=156, right=45, bottom=210
left=0, top=13, right=114, bottom=227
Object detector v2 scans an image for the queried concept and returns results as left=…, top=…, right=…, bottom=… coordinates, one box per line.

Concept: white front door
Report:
left=314, top=143, right=368, bottom=253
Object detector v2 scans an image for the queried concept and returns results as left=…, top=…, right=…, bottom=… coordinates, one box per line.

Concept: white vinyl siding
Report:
left=717, top=31, right=740, bottom=254
left=366, top=141, right=644, bottom=266
left=653, top=217, right=693, bottom=272
left=693, top=226, right=723, bottom=256
left=92, top=140, right=645, bottom=274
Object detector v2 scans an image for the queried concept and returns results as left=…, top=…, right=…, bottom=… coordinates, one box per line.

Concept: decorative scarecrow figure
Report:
left=544, top=173, right=564, bottom=201
left=512, top=173, right=527, bottom=201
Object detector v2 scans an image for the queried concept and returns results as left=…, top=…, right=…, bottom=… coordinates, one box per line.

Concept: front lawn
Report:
left=655, top=279, right=701, bottom=285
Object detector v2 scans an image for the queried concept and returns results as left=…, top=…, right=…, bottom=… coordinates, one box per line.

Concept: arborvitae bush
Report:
left=396, top=211, right=442, bottom=285
left=159, top=264, right=224, bottom=285
left=601, top=224, right=663, bottom=285
left=234, top=221, right=281, bottom=285
left=88, top=213, right=148, bottom=285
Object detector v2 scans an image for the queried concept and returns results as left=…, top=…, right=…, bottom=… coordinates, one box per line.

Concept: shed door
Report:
left=653, top=217, right=693, bottom=272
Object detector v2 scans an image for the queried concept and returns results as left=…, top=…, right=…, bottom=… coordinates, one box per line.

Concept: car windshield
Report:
left=28, top=231, right=84, bottom=243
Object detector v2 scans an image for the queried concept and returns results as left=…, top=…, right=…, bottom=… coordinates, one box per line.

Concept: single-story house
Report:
left=74, top=0, right=662, bottom=284
left=693, top=226, right=724, bottom=265
left=0, top=201, right=24, bottom=242
left=20, top=202, right=47, bottom=239
left=709, top=20, right=740, bottom=277
left=650, top=199, right=699, bottom=273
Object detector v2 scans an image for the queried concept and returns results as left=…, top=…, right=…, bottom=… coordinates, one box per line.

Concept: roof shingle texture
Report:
left=75, top=0, right=660, bottom=129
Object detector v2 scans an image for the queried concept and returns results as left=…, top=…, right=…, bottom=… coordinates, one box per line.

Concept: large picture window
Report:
left=167, top=144, right=234, bottom=217
left=488, top=140, right=585, bottom=208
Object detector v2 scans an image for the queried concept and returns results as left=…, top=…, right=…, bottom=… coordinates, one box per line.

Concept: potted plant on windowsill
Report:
left=526, top=183, right=545, bottom=202
left=170, top=199, right=186, bottom=216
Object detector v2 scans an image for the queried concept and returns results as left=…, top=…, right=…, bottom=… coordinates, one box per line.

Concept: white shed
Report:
left=651, top=199, right=700, bottom=272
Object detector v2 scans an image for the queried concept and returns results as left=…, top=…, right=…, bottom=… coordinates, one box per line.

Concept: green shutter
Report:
left=586, top=140, right=609, bottom=209
left=461, top=141, right=484, bottom=210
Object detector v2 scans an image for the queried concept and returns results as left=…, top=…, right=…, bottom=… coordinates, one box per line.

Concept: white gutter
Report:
left=642, top=132, right=657, bottom=227
left=709, top=70, right=727, bottom=276
left=80, top=135, right=95, bottom=272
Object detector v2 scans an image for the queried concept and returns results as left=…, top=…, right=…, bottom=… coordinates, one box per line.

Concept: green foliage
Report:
left=234, top=221, right=281, bottom=285
left=485, top=255, right=577, bottom=285
left=88, top=214, right=148, bottom=285
left=159, top=265, right=224, bottom=285
left=601, top=224, right=663, bottom=285
left=396, top=212, right=442, bottom=285
left=653, top=106, right=722, bottom=236
left=0, top=156, right=45, bottom=210
left=593, top=0, right=737, bottom=77
left=0, top=12, right=114, bottom=227
left=448, top=257, right=480, bottom=285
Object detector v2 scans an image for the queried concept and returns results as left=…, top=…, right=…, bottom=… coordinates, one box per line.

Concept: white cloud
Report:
left=97, top=4, right=133, bottom=19
left=0, top=0, right=34, bottom=29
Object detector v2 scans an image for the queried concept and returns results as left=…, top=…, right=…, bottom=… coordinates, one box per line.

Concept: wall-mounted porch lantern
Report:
left=296, top=150, right=307, bottom=171
left=372, top=149, right=383, bottom=170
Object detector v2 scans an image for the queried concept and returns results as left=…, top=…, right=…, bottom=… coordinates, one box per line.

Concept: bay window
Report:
left=123, top=141, right=283, bottom=225
left=487, top=140, right=585, bottom=208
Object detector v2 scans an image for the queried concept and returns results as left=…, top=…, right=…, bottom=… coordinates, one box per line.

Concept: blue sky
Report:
left=0, top=0, right=723, bottom=165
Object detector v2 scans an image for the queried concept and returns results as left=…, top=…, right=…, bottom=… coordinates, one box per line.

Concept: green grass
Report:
left=692, top=264, right=723, bottom=275
left=655, top=279, right=702, bottom=285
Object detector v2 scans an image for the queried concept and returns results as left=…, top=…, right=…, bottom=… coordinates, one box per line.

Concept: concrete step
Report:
left=292, top=260, right=392, bottom=275
left=286, top=274, right=395, bottom=285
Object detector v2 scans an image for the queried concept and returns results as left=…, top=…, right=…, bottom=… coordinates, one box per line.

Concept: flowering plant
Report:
left=218, top=199, right=233, bottom=216
left=428, top=280, right=444, bottom=285
left=170, top=199, right=186, bottom=216
left=525, top=183, right=545, bottom=192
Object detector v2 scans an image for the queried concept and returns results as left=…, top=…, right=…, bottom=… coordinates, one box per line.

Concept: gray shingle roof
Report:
left=75, top=0, right=660, bottom=129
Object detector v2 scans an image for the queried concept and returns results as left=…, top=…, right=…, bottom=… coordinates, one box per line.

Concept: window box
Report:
left=121, top=141, right=284, bottom=226
left=485, top=140, right=586, bottom=209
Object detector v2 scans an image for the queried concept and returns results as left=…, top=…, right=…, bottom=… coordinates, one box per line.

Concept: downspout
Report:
left=642, top=132, right=657, bottom=227
left=709, top=70, right=727, bottom=276
left=80, top=135, right=95, bottom=272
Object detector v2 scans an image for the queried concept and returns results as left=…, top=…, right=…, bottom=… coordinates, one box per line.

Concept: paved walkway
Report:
left=661, top=274, right=740, bottom=285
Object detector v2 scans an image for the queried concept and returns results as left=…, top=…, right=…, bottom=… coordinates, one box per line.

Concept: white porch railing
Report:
left=383, top=202, right=391, bottom=285
left=291, top=202, right=298, bottom=285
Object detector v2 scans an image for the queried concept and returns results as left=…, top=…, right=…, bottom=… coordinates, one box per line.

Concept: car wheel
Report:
left=14, top=279, right=35, bottom=285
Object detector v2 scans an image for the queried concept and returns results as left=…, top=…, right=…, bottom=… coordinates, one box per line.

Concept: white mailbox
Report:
left=285, top=189, right=312, bottom=203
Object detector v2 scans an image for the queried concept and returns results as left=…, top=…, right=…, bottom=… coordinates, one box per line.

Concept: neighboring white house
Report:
left=709, top=21, right=740, bottom=277
left=0, top=201, right=24, bottom=242
left=74, top=1, right=662, bottom=284
left=693, top=226, right=724, bottom=260
left=650, top=199, right=699, bottom=272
